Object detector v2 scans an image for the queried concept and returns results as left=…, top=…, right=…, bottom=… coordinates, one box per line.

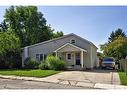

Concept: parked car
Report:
left=102, top=57, right=116, bottom=69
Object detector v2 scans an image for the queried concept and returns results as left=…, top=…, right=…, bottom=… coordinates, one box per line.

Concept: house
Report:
left=22, top=33, right=98, bottom=69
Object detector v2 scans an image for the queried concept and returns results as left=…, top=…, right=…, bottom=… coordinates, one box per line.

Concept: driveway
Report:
left=42, top=70, right=120, bottom=87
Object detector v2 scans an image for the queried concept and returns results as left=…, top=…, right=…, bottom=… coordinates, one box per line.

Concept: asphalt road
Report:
left=0, top=78, right=89, bottom=89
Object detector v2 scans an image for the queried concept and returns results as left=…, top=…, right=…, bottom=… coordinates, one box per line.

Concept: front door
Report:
left=75, top=53, right=81, bottom=65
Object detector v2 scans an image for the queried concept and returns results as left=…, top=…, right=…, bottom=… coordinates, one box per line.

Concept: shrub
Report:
left=46, top=55, right=66, bottom=70
left=0, top=31, right=21, bottom=69
left=24, top=57, right=39, bottom=69
left=0, top=51, right=22, bottom=69
left=39, top=61, right=50, bottom=70
left=52, top=59, right=66, bottom=70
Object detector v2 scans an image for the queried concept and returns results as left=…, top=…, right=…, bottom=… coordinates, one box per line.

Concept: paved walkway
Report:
left=0, top=70, right=126, bottom=89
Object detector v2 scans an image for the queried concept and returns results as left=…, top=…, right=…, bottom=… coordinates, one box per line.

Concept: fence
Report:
left=119, top=59, right=127, bottom=75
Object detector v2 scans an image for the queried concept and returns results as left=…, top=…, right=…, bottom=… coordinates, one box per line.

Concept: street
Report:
left=0, top=78, right=89, bottom=89
left=0, top=70, right=123, bottom=89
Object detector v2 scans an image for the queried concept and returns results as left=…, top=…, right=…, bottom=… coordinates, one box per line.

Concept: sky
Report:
left=0, top=6, right=127, bottom=51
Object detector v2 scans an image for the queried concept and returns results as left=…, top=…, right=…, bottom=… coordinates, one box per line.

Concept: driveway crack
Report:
left=80, top=71, right=95, bottom=84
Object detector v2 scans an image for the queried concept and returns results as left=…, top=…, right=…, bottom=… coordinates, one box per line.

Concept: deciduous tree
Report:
left=103, top=36, right=127, bottom=60
left=4, top=6, right=59, bottom=47
left=100, top=28, right=127, bottom=60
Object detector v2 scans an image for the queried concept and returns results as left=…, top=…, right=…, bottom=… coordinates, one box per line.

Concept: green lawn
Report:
left=118, top=70, right=127, bottom=85
left=0, top=69, right=61, bottom=78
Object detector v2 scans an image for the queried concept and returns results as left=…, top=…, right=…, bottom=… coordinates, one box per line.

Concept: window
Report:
left=103, top=58, right=114, bottom=61
left=36, top=53, right=47, bottom=61
left=40, top=54, right=43, bottom=61
left=44, top=54, right=47, bottom=60
left=36, top=54, right=40, bottom=61
left=67, top=53, right=71, bottom=60
left=70, top=39, right=75, bottom=44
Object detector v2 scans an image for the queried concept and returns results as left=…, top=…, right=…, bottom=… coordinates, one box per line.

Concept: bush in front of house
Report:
left=51, top=59, right=66, bottom=70
left=24, top=55, right=66, bottom=70
left=24, top=57, right=39, bottom=69
left=38, top=61, right=50, bottom=70
left=46, top=55, right=66, bottom=70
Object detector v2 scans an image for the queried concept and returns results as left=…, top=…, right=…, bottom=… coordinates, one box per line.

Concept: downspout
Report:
left=22, top=47, right=28, bottom=67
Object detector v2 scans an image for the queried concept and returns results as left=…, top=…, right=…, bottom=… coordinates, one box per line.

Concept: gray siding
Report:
left=92, top=46, right=97, bottom=67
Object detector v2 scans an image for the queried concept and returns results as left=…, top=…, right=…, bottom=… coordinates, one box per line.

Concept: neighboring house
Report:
left=22, top=33, right=98, bottom=69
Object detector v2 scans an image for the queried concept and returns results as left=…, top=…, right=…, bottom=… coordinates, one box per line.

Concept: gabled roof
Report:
left=23, top=33, right=97, bottom=49
left=54, top=43, right=87, bottom=52
left=71, top=33, right=97, bottom=49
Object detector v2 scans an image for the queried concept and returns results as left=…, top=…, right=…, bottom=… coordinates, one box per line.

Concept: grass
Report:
left=0, top=69, right=61, bottom=78
left=118, top=70, right=127, bottom=85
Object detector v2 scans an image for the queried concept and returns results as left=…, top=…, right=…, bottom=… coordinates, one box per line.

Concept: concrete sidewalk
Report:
left=0, top=74, right=127, bottom=89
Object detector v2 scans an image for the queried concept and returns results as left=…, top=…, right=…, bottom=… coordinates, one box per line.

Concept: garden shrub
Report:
left=24, top=57, right=39, bottom=69
left=46, top=55, right=66, bottom=70
left=0, top=51, right=22, bottom=69
left=0, top=61, right=9, bottom=69
left=52, top=59, right=66, bottom=70
left=38, top=61, right=50, bottom=70
left=24, top=55, right=66, bottom=70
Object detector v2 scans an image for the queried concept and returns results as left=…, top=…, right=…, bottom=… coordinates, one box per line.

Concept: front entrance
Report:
left=75, top=53, right=81, bottom=65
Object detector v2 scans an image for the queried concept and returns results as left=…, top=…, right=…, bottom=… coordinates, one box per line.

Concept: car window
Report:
left=103, top=58, right=114, bottom=61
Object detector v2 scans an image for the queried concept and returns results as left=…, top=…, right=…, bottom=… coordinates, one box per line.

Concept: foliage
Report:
left=0, top=69, right=60, bottom=77
left=0, top=51, right=22, bottom=69
left=97, top=52, right=104, bottom=58
left=24, top=57, right=39, bottom=69
left=4, top=6, right=51, bottom=47
left=100, top=28, right=126, bottom=52
left=52, top=31, right=63, bottom=38
left=118, top=70, right=127, bottom=85
left=103, top=36, right=127, bottom=60
left=38, top=61, right=50, bottom=70
left=4, top=6, right=64, bottom=47
left=108, top=28, right=126, bottom=43
left=0, top=30, right=21, bottom=69
left=100, top=28, right=127, bottom=60
left=0, top=30, right=20, bottom=54
left=46, top=55, right=66, bottom=70
left=51, top=58, right=66, bottom=70
left=23, top=55, right=66, bottom=70
left=0, top=20, right=8, bottom=32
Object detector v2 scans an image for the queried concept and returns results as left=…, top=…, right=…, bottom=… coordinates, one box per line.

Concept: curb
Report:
left=0, top=75, right=94, bottom=88
left=0, top=75, right=127, bottom=89
left=94, top=83, right=127, bottom=89
left=0, top=75, right=57, bottom=84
